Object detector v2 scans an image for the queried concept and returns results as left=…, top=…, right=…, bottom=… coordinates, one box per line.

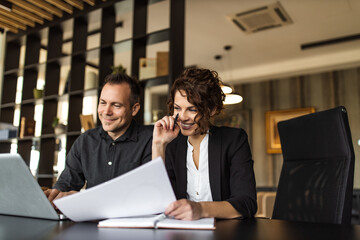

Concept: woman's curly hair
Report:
left=168, top=67, right=226, bottom=134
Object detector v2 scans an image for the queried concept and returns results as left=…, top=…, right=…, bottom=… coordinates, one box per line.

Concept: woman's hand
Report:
left=153, top=115, right=179, bottom=145
left=152, top=115, right=180, bottom=160
left=165, top=199, right=203, bottom=220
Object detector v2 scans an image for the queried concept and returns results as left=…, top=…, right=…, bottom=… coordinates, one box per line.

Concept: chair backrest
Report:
left=272, top=106, right=355, bottom=224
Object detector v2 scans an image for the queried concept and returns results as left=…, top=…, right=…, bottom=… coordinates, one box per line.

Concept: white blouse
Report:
left=186, top=133, right=213, bottom=202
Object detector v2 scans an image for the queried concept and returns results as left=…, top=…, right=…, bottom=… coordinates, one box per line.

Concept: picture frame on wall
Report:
left=265, top=107, right=315, bottom=154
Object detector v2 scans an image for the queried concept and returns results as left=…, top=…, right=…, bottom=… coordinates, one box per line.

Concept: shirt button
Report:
left=196, top=192, right=199, bottom=195
left=108, top=162, right=112, bottom=165
left=112, top=143, right=115, bottom=146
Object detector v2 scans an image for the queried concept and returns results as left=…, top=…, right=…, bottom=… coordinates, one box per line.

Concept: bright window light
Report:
left=34, top=104, right=43, bottom=137
left=15, top=76, right=23, bottom=104
left=29, top=149, right=40, bottom=176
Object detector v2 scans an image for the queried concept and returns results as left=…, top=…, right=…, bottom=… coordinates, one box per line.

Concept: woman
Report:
left=152, top=68, right=257, bottom=220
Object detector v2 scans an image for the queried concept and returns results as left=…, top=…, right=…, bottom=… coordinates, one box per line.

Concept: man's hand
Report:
left=165, top=199, right=203, bottom=220
left=43, top=188, right=78, bottom=208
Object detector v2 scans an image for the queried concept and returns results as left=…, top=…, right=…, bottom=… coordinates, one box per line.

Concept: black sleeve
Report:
left=140, top=125, right=154, bottom=165
left=165, top=140, right=177, bottom=197
left=53, top=135, right=86, bottom=191
left=225, top=129, right=257, bottom=218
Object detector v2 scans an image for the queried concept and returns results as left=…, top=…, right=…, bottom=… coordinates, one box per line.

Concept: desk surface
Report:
left=1, top=215, right=360, bottom=240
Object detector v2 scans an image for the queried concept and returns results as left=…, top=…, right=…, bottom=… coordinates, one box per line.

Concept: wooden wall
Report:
left=232, top=67, right=360, bottom=188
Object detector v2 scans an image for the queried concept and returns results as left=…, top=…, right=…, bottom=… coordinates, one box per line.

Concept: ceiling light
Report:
left=224, top=94, right=243, bottom=105
left=215, top=47, right=243, bottom=105
left=221, top=85, right=233, bottom=94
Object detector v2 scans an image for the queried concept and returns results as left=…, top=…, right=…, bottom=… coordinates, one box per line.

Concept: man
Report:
left=45, top=73, right=153, bottom=203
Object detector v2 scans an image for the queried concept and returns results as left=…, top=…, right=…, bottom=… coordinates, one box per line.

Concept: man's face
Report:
left=98, top=83, right=139, bottom=140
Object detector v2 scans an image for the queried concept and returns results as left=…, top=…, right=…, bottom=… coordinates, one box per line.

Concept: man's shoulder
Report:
left=79, top=126, right=102, bottom=139
left=137, top=124, right=154, bottom=137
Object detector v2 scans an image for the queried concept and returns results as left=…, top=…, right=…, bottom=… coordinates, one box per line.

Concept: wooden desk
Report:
left=1, top=215, right=360, bottom=240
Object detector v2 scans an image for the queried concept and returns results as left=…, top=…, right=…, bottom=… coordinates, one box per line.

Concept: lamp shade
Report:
left=221, top=85, right=232, bottom=94
left=224, top=94, right=243, bottom=105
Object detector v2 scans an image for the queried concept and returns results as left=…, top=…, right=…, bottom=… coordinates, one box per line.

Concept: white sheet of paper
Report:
left=54, top=157, right=176, bottom=222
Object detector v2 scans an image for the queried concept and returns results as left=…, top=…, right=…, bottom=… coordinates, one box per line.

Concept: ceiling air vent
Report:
left=227, top=1, right=293, bottom=34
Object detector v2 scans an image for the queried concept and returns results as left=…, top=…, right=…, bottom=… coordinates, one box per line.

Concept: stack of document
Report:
left=54, top=158, right=176, bottom=222
left=98, top=214, right=215, bottom=230
left=54, top=157, right=216, bottom=230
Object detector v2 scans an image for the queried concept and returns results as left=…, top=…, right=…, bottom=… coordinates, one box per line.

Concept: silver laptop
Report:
left=0, top=153, right=67, bottom=220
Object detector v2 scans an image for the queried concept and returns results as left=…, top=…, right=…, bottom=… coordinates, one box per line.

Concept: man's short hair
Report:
left=103, top=73, right=141, bottom=107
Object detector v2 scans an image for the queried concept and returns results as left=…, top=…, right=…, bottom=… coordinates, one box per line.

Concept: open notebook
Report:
left=98, top=214, right=215, bottom=230
left=0, top=153, right=66, bottom=220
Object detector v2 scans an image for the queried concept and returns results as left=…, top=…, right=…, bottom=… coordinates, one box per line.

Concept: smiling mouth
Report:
left=181, top=122, right=194, bottom=130
left=103, top=118, right=116, bottom=122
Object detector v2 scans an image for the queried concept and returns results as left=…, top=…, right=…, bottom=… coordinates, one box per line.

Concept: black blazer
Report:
left=165, top=126, right=257, bottom=218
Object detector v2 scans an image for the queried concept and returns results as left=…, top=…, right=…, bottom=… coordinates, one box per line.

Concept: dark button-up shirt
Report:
left=54, top=120, right=153, bottom=191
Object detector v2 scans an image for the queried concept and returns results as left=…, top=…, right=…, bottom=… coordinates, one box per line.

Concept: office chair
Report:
left=272, top=106, right=355, bottom=224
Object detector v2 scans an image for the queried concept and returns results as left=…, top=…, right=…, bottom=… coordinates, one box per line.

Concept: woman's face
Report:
left=173, top=90, right=204, bottom=137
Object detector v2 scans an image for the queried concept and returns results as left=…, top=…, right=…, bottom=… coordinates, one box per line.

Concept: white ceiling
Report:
left=185, top=0, right=360, bottom=85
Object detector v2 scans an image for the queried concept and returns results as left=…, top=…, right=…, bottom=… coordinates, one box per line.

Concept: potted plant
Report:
left=111, top=64, right=127, bottom=74
left=33, top=88, right=44, bottom=99
left=52, top=117, right=67, bottom=135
